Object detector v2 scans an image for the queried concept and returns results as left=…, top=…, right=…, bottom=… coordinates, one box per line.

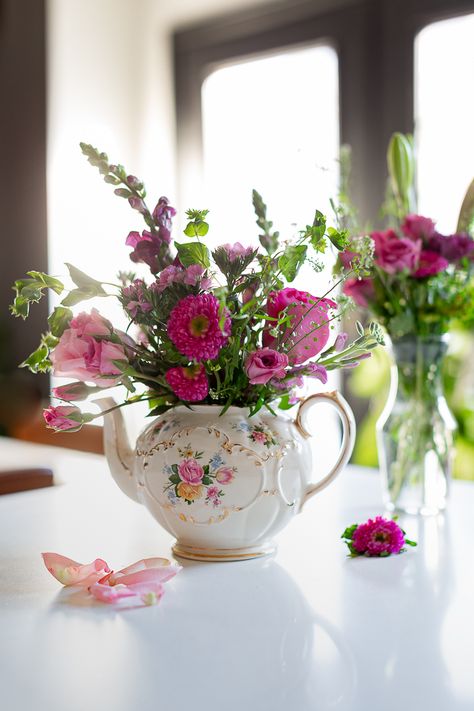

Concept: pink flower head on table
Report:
left=42, top=553, right=181, bottom=607
left=341, top=516, right=417, bottom=557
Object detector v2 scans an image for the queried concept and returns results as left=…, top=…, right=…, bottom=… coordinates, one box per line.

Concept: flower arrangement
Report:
left=340, top=134, right=474, bottom=337
left=11, top=143, right=383, bottom=431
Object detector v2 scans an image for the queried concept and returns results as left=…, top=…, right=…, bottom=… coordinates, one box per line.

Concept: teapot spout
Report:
left=94, top=397, right=139, bottom=503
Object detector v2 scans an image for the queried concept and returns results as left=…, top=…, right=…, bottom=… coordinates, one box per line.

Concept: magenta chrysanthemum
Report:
left=352, top=516, right=406, bottom=556
left=167, top=293, right=230, bottom=360
left=165, top=364, right=209, bottom=402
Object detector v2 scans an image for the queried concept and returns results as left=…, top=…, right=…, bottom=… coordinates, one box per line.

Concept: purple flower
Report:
left=152, top=196, right=177, bottom=244
left=401, top=214, right=436, bottom=242
left=122, top=279, right=153, bottom=318
left=334, top=332, right=348, bottom=352
left=427, top=233, right=474, bottom=262
left=128, top=196, right=146, bottom=213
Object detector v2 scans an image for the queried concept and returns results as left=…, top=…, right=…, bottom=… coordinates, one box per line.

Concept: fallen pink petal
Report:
left=42, top=552, right=111, bottom=586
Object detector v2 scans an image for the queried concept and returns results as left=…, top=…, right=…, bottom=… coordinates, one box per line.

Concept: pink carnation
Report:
left=413, top=250, right=449, bottom=278
left=401, top=214, right=436, bottom=242
left=372, top=229, right=421, bottom=274
left=343, top=277, right=375, bottom=307
left=264, top=287, right=336, bottom=365
left=50, top=310, right=128, bottom=387
left=165, top=364, right=209, bottom=402
left=43, top=405, right=82, bottom=431
left=352, top=516, right=405, bottom=556
left=167, top=294, right=230, bottom=360
left=245, top=348, right=288, bottom=385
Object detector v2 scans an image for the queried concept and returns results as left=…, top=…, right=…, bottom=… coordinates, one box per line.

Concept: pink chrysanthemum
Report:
left=352, top=516, right=405, bottom=556
left=167, top=293, right=230, bottom=360
left=165, top=364, right=209, bottom=402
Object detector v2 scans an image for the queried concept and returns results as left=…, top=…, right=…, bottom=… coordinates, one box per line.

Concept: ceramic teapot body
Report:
left=97, top=393, right=355, bottom=561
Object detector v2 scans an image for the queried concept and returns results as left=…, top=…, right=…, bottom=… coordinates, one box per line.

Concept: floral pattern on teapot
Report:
left=231, top=421, right=278, bottom=448
left=163, top=445, right=236, bottom=508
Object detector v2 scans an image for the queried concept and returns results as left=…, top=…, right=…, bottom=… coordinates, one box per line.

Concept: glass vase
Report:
left=376, top=335, right=457, bottom=515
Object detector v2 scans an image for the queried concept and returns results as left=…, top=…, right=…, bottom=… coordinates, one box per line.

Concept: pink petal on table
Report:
left=42, top=552, right=111, bottom=586
left=109, top=557, right=181, bottom=586
left=89, top=580, right=165, bottom=606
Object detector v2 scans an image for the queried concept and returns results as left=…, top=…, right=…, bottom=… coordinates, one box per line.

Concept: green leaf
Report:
left=169, top=473, right=180, bottom=485
left=278, top=394, right=295, bottom=410
left=27, top=271, right=64, bottom=295
left=61, top=288, right=102, bottom=307
left=175, top=242, right=210, bottom=268
left=278, top=245, right=307, bottom=282
left=20, top=345, right=50, bottom=373
left=65, top=264, right=106, bottom=293
left=196, top=222, right=209, bottom=237
left=10, top=272, right=64, bottom=319
left=171, top=464, right=179, bottom=475
left=48, top=306, right=73, bottom=337
left=327, top=227, right=349, bottom=251
left=341, top=524, right=358, bottom=540
left=202, top=476, right=212, bottom=485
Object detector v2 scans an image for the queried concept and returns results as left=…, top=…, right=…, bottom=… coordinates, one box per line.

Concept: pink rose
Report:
left=178, top=458, right=204, bottom=484
left=43, top=405, right=82, bottom=431
left=52, top=382, right=91, bottom=401
left=50, top=310, right=128, bottom=387
left=264, top=288, right=337, bottom=365
left=245, top=348, right=289, bottom=385
left=401, top=214, right=436, bottom=242
left=372, top=229, right=421, bottom=274
left=343, top=278, right=375, bottom=307
left=413, top=251, right=449, bottom=278
left=251, top=431, right=268, bottom=444
left=216, top=467, right=234, bottom=484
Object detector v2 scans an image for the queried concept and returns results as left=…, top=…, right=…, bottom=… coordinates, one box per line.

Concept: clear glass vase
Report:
left=376, top=335, right=457, bottom=515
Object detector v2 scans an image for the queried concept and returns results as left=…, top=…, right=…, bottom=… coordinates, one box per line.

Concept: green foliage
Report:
left=184, top=209, right=210, bottom=237
left=11, top=272, right=64, bottom=319
left=47, top=306, right=73, bottom=337
left=252, top=189, right=279, bottom=255
left=175, top=242, right=210, bottom=268
left=60, top=263, right=108, bottom=307
left=278, top=245, right=307, bottom=282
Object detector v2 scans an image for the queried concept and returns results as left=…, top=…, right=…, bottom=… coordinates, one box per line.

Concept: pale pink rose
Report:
left=43, top=405, right=82, bottom=431
left=216, top=467, right=234, bottom=484
left=264, top=288, right=337, bottom=365
left=50, top=310, right=128, bottom=387
left=372, top=229, right=421, bottom=274
left=245, top=348, right=289, bottom=385
left=178, top=458, right=204, bottom=484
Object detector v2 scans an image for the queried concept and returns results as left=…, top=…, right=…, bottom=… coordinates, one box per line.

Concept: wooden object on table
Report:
left=0, top=467, right=53, bottom=495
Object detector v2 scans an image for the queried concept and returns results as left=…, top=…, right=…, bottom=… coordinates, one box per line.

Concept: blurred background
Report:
left=1, top=0, right=473, bottom=473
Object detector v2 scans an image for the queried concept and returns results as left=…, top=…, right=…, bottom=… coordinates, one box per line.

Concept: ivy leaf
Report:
left=278, top=245, right=307, bottom=282
left=327, top=226, right=349, bottom=251
left=65, top=264, right=106, bottom=293
left=48, top=306, right=73, bottom=337
left=20, top=345, right=50, bottom=373
left=10, top=272, right=64, bottom=319
left=27, top=271, right=64, bottom=294
left=175, top=242, right=210, bottom=268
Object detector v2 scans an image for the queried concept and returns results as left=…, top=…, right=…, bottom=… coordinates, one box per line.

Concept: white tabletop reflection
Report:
left=0, top=437, right=473, bottom=711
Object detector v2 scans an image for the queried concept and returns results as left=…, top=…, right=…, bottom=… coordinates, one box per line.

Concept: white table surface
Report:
left=0, top=436, right=473, bottom=711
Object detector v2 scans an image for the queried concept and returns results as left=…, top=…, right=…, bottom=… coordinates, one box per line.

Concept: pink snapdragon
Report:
left=43, top=405, right=83, bottom=432
left=264, top=288, right=336, bottom=365
left=372, top=229, right=421, bottom=274
left=245, top=348, right=289, bottom=385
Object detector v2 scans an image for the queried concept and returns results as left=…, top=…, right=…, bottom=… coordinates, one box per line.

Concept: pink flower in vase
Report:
left=178, top=459, right=204, bottom=485
left=401, top=214, right=436, bottom=242
left=245, top=348, right=289, bottom=385
left=343, top=278, right=375, bottom=308
left=371, top=229, right=421, bottom=274
left=413, top=251, right=449, bottom=278
left=43, top=405, right=83, bottom=432
left=165, top=364, right=209, bottom=402
left=167, top=294, right=231, bottom=360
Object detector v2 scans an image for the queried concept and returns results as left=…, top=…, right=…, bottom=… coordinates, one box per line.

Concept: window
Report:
left=415, top=13, right=474, bottom=232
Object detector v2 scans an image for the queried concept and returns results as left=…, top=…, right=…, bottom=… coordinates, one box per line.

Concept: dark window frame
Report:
left=174, top=0, right=474, bottom=224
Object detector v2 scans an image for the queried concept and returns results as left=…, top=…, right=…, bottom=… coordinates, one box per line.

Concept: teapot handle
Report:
left=295, top=391, right=356, bottom=510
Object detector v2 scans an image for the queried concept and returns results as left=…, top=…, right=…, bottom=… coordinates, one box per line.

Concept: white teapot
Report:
left=96, top=392, right=355, bottom=561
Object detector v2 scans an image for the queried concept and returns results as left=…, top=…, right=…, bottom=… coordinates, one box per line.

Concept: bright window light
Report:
left=415, top=14, right=474, bottom=233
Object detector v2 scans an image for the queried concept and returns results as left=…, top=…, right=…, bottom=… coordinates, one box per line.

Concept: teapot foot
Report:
left=172, top=541, right=276, bottom=562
